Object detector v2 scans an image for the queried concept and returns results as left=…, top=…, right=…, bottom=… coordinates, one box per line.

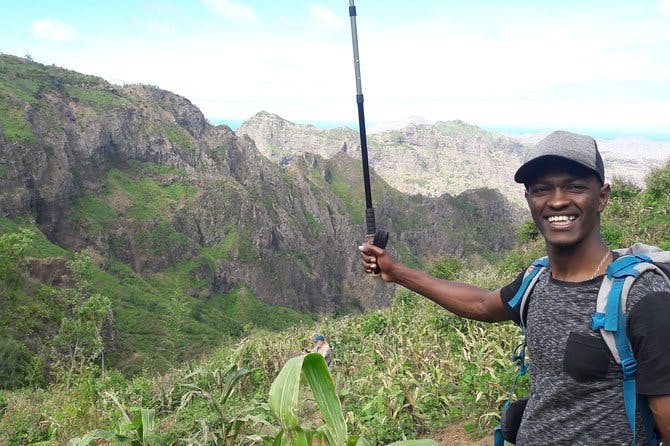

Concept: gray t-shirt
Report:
left=502, top=269, right=670, bottom=446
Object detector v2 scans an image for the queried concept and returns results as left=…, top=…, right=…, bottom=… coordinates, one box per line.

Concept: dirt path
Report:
left=431, top=422, right=494, bottom=446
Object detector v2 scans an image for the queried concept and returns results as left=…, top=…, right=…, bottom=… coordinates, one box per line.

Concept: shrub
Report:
left=429, top=256, right=464, bottom=280
left=0, top=336, right=31, bottom=390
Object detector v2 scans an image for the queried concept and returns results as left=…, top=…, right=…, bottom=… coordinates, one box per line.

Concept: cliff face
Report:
left=0, top=55, right=519, bottom=315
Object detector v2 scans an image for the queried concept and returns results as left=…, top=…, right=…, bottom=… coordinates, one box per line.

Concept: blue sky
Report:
left=1, top=0, right=670, bottom=138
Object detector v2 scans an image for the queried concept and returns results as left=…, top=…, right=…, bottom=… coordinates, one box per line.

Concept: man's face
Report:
left=524, top=164, right=609, bottom=249
left=315, top=340, right=324, bottom=348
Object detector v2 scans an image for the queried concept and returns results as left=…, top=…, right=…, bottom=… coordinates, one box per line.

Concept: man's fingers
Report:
left=358, top=245, right=380, bottom=274
left=358, top=246, right=378, bottom=262
left=358, top=244, right=382, bottom=255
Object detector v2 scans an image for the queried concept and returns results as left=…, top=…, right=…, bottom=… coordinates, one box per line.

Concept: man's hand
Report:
left=358, top=243, right=396, bottom=282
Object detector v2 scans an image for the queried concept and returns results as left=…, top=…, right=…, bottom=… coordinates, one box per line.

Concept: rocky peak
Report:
left=122, top=84, right=210, bottom=139
left=238, top=111, right=361, bottom=164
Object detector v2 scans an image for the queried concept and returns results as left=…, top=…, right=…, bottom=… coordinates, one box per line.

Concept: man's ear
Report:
left=598, top=183, right=611, bottom=213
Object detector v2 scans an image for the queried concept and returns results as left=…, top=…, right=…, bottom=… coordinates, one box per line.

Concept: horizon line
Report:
left=209, top=117, right=670, bottom=142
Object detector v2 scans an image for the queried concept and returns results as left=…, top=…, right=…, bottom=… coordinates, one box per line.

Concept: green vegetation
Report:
left=0, top=54, right=124, bottom=144
left=394, top=244, right=424, bottom=270
left=302, top=205, right=324, bottom=234
left=73, top=194, right=119, bottom=233
left=602, top=168, right=670, bottom=250
left=0, top=266, right=524, bottom=445
left=0, top=102, right=36, bottom=143
left=208, top=144, right=228, bottom=159
left=0, top=130, right=668, bottom=446
left=0, top=214, right=315, bottom=381
left=104, top=167, right=198, bottom=220
left=324, top=160, right=368, bottom=225
left=0, top=55, right=103, bottom=102
left=65, top=86, right=127, bottom=110
left=428, top=256, right=464, bottom=280
left=162, top=123, right=195, bottom=152
left=330, top=177, right=365, bottom=224
left=267, top=352, right=438, bottom=445
left=73, top=161, right=199, bottom=231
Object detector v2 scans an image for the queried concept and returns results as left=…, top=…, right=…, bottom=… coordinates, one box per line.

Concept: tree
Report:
left=50, top=253, right=112, bottom=387
left=0, top=229, right=33, bottom=296
left=51, top=292, right=111, bottom=388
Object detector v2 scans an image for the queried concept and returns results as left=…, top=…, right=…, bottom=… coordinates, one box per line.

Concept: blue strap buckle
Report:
left=621, top=357, right=638, bottom=378
left=591, top=312, right=606, bottom=330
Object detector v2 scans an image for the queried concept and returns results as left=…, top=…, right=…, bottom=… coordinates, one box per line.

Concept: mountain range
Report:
left=239, top=112, right=668, bottom=208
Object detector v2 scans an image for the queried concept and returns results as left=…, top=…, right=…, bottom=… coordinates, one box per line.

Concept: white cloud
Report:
left=202, top=0, right=258, bottom=23
left=661, top=0, right=670, bottom=18
left=49, top=3, right=669, bottom=136
left=31, top=19, right=77, bottom=42
left=309, top=5, right=343, bottom=32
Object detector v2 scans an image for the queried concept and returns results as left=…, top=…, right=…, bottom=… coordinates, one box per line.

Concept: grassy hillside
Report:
left=0, top=208, right=314, bottom=386
left=2, top=161, right=667, bottom=445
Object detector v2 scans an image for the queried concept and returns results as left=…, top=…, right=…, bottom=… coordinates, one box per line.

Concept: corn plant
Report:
left=176, top=364, right=251, bottom=445
left=265, top=352, right=439, bottom=446
left=66, top=404, right=157, bottom=446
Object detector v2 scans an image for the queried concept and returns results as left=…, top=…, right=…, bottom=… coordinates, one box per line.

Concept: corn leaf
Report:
left=66, top=430, right=126, bottom=446
left=269, top=354, right=304, bottom=430
left=302, top=353, right=347, bottom=445
left=141, top=408, right=155, bottom=445
left=269, top=353, right=348, bottom=445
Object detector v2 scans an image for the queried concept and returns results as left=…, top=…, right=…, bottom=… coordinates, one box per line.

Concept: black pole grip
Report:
left=373, top=229, right=389, bottom=249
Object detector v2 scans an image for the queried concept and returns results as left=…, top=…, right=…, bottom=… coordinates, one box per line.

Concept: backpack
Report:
left=494, top=243, right=670, bottom=446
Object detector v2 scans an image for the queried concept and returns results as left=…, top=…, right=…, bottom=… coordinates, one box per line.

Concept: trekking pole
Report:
left=348, top=0, right=389, bottom=264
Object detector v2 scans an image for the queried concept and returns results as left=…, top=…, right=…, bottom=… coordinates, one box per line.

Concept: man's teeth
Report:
left=547, top=215, right=576, bottom=222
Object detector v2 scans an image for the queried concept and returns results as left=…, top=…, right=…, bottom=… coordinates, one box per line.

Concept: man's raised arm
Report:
left=359, top=244, right=511, bottom=323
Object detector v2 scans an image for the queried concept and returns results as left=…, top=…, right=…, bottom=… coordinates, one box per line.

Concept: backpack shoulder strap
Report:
left=591, top=253, right=666, bottom=446
left=495, top=257, right=549, bottom=446
left=507, top=257, right=550, bottom=328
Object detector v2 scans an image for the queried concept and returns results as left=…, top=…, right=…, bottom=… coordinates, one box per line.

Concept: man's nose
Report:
left=547, top=187, right=570, bottom=208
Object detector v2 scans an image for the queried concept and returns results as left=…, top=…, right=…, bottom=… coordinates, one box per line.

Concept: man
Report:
left=311, top=335, right=332, bottom=366
left=359, top=130, right=670, bottom=445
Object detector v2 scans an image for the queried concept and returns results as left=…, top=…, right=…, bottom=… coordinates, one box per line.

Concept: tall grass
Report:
left=265, top=352, right=438, bottom=445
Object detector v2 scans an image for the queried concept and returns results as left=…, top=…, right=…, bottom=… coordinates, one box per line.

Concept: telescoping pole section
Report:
left=348, top=1, right=388, bottom=251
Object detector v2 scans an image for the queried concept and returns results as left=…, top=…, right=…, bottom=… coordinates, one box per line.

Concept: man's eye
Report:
left=566, top=184, right=587, bottom=192
left=530, top=186, right=549, bottom=195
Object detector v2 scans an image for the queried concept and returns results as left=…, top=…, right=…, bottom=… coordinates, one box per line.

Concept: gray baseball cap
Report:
left=514, top=130, right=605, bottom=184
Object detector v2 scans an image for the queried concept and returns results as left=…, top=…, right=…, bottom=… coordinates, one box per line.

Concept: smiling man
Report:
left=359, top=130, right=670, bottom=445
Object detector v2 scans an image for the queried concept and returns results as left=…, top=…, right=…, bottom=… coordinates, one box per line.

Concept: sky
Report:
left=1, top=0, right=670, bottom=139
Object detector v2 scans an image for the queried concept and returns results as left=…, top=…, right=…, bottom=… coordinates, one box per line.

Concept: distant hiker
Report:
left=359, top=130, right=670, bottom=445
left=311, top=335, right=332, bottom=366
